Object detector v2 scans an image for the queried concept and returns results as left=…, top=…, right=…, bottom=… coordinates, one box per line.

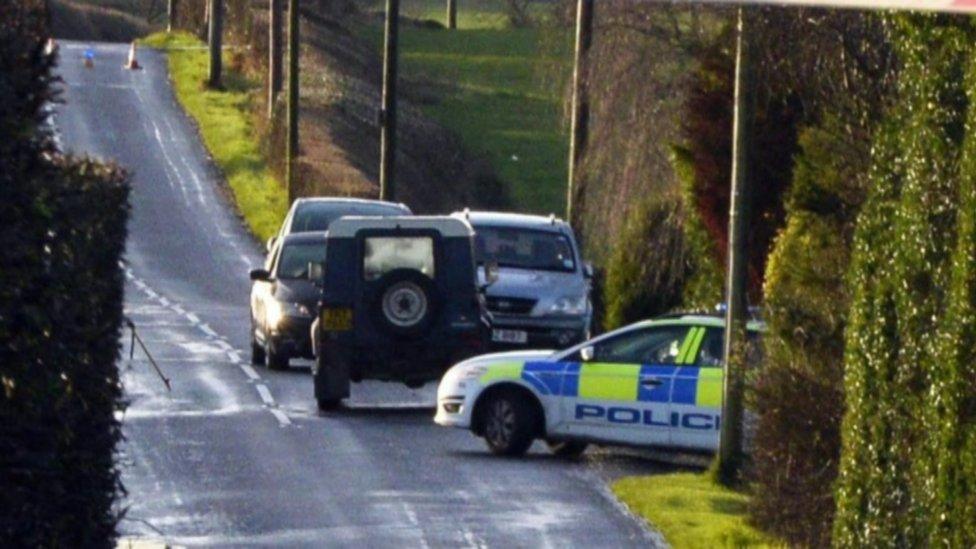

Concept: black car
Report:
left=264, top=197, right=412, bottom=253
left=249, top=232, right=328, bottom=369
left=311, top=216, right=491, bottom=409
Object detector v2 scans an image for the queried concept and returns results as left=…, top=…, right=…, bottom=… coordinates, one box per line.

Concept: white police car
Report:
left=434, top=313, right=763, bottom=456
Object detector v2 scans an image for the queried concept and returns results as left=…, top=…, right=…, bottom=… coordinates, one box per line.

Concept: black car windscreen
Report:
left=277, top=243, right=327, bottom=279
left=292, top=204, right=409, bottom=233
left=474, top=227, right=576, bottom=273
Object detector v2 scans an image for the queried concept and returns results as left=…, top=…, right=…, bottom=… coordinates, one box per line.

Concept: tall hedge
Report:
left=749, top=116, right=870, bottom=546
left=0, top=2, right=131, bottom=546
left=834, top=16, right=974, bottom=546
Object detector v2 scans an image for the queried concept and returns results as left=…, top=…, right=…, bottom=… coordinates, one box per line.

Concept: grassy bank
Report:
left=141, top=31, right=287, bottom=241
left=362, top=3, right=571, bottom=214
left=613, top=473, right=779, bottom=548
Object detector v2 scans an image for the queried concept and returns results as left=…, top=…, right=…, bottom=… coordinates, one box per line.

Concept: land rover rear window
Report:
left=363, top=237, right=435, bottom=281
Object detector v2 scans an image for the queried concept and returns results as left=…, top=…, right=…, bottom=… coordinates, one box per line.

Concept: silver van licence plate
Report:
left=491, top=329, right=527, bottom=344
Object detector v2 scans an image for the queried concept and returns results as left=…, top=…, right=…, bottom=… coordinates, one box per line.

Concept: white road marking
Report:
left=269, top=408, right=292, bottom=427
left=122, top=270, right=289, bottom=428
left=255, top=384, right=274, bottom=406
left=214, top=340, right=233, bottom=351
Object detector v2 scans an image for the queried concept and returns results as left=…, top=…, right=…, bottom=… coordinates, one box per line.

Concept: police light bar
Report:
left=679, top=0, right=976, bottom=13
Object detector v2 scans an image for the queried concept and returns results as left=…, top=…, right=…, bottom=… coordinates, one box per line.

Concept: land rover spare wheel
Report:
left=371, top=269, right=438, bottom=336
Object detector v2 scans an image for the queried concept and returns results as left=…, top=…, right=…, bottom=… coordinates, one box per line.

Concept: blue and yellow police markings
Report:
left=477, top=359, right=723, bottom=409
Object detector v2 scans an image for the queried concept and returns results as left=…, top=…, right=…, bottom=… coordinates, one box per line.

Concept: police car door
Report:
left=560, top=325, right=693, bottom=446
left=670, top=327, right=723, bottom=451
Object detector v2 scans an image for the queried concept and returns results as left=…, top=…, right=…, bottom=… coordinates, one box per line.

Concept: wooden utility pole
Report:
left=285, top=0, right=299, bottom=202
left=167, top=0, right=176, bottom=32
left=207, top=0, right=221, bottom=87
left=379, top=0, right=400, bottom=201
left=565, top=0, right=593, bottom=223
left=717, top=6, right=754, bottom=487
left=446, top=0, right=457, bottom=29
left=269, top=0, right=283, bottom=118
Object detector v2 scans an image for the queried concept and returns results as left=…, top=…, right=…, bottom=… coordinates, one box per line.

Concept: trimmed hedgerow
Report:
left=0, top=1, right=130, bottom=546
left=749, top=116, right=869, bottom=547
left=834, top=16, right=973, bottom=547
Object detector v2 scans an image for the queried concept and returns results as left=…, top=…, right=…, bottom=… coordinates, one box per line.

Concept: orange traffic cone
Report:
left=124, top=42, right=141, bottom=70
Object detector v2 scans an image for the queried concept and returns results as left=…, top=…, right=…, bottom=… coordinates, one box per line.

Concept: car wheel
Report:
left=313, top=342, right=350, bottom=410
left=482, top=391, right=536, bottom=456
left=546, top=440, right=589, bottom=458
left=266, top=344, right=289, bottom=371
left=251, top=338, right=266, bottom=365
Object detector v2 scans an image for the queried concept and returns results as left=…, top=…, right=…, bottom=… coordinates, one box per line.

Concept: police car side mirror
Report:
left=580, top=345, right=595, bottom=362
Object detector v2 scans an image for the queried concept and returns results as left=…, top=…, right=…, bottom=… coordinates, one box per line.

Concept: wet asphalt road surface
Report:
left=52, top=41, right=672, bottom=548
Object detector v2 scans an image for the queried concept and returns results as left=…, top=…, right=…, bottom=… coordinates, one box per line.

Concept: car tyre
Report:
left=368, top=269, right=440, bottom=338
left=313, top=341, right=350, bottom=411
left=266, top=344, right=289, bottom=371
left=482, top=391, right=537, bottom=456
left=546, top=440, right=589, bottom=458
left=251, top=338, right=266, bottom=365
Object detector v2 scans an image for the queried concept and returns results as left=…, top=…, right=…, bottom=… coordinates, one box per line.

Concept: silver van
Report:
left=453, top=210, right=593, bottom=349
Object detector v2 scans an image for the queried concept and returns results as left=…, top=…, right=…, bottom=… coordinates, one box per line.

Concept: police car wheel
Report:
left=546, top=440, right=588, bottom=458
left=483, top=393, right=536, bottom=456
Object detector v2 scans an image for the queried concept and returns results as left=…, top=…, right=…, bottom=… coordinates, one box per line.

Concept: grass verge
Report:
left=612, top=473, right=780, bottom=549
left=141, top=31, right=287, bottom=241
left=361, top=4, right=571, bottom=214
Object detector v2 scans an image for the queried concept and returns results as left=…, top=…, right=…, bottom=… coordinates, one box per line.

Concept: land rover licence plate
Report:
left=491, top=329, right=527, bottom=344
left=322, top=308, right=352, bottom=331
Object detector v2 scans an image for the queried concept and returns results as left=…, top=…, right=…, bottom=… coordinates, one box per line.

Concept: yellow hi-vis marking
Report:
left=696, top=367, right=723, bottom=407
left=578, top=363, right=639, bottom=401
left=479, top=362, right=523, bottom=384
left=684, top=327, right=707, bottom=364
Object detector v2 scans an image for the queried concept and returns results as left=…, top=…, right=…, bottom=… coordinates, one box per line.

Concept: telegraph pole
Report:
left=717, top=6, right=754, bottom=487
left=269, top=0, right=283, bottom=118
left=285, top=0, right=299, bottom=202
left=167, top=0, right=176, bottom=32
left=379, top=0, right=399, bottom=201
left=565, top=0, right=593, bottom=223
left=207, top=0, right=221, bottom=88
left=446, top=0, right=457, bottom=29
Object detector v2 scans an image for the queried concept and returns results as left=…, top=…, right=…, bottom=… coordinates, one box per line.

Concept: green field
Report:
left=363, top=1, right=572, bottom=214
left=141, top=32, right=288, bottom=241
left=613, top=473, right=781, bottom=549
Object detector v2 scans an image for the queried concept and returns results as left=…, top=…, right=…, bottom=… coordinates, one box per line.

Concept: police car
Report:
left=434, top=313, right=763, bottom=456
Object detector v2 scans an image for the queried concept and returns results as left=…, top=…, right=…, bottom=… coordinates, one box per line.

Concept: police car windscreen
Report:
left=277, top=243, right=327, bottom=279
left=475, top=227, right=575, bottom=273
left=292, top=203, right=409, bottom=232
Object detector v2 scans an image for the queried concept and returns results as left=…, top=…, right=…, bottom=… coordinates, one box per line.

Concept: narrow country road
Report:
left=53, top=41, right=665, bottom=547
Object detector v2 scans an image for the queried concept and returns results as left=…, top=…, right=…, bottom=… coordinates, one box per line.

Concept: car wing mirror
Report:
left=485, top=260, right=500, bottom=286
left=580, top=345, right=595, bottom=362
left=583, top=261, right=594, bottom=279
left=308, top=262, right=324, bottom=285
left=249, top=268, right=271, bottom=282
left=265, top=236, right=276, bottom=252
